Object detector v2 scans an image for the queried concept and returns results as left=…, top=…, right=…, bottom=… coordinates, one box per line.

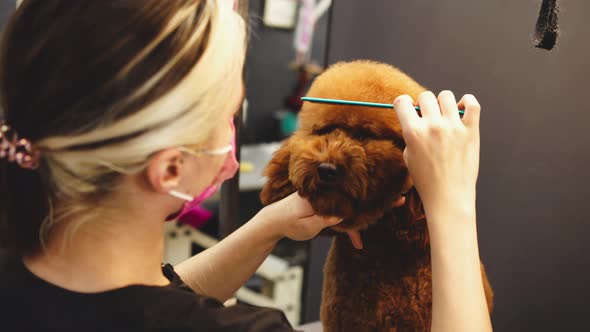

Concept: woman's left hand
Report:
left=259, top=192, right=342, bottom=241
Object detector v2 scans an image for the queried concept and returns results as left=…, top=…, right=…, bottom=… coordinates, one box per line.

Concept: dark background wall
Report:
left=243, top=0, right=329, bottom=143
left=0, top=0, right=12, bottom=29
left=0, top=0, right=14, bottom=122
left=326, top=0, right=590, bottom=331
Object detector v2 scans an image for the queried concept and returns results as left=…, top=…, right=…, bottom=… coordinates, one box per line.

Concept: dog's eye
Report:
left=350, top=128, right=380, bottom=140
left=313, top=125, right=338, bottom=136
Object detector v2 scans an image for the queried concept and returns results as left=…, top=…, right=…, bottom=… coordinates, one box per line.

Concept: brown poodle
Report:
left=260, top=60, right=494, bottom=332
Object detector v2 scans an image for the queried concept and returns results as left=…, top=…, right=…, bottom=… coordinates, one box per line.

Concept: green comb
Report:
left=301, top=97, right=465, bottom=115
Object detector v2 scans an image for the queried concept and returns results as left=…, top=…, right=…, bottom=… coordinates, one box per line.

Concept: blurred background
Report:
left=2, top=0, right=589, bottom=330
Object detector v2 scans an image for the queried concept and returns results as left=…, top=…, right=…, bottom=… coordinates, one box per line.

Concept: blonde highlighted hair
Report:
left=0, top=0, right=246, bottom=254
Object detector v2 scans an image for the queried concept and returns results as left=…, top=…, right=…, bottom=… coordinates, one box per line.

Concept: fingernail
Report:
left=393, top=95, right=407, bottom=105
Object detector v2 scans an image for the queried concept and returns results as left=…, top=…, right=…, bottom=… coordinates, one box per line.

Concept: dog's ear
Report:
left=403, top=187, right=429, bottom=247
left=405, top=187, right=425, bottom=224
left=260, top=138, right=297, bottom=206
left=391, top=186, right=428, bottom=246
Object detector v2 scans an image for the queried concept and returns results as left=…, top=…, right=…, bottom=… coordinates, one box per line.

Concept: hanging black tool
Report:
left=533, top=0, right=559, bottom=50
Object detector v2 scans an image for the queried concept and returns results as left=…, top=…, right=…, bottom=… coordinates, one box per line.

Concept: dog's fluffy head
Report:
left=261, top=60, right=426, bottom=233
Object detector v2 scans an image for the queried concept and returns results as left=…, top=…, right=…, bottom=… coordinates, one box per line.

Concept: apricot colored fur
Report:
left=260, top=60, right=493, bottom=332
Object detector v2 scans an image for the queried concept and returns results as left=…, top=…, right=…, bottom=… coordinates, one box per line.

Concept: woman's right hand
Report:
left=393, top=91, right=481, bottom=220
left=394, top=91, right=491, bottom=332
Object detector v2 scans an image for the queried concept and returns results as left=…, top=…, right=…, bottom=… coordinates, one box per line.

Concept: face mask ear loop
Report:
left=169, top=189, right=193, bottom=202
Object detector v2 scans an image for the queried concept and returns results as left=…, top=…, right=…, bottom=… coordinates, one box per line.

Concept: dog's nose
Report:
left=318, top=162, right=338, bottom=182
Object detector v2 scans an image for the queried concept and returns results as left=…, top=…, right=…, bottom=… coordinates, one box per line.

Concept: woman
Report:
left=0, top=1, right=491, bottom=331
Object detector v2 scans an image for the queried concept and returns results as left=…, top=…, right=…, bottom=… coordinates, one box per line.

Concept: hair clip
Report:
left=0, top=122, right=40, bottom=170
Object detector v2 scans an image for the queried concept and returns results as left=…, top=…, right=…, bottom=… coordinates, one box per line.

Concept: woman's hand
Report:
left=394, top=91, right=481, bottom=219
left=394, top=91, right=492, bottom=332
left=175, top=194, right=339, bottom=302
left=259, top=192, right=342, bottom=241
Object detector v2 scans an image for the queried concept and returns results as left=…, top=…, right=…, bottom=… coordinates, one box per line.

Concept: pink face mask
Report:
left=166, top=120, right=239, bottom=223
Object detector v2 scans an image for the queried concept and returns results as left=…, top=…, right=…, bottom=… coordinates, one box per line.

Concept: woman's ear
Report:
left=145, top=149, right=185, bottom=194
left=260, top=138, right=297, bottom=205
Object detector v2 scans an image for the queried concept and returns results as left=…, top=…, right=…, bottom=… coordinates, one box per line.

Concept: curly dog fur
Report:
left=261, top=60, right=493, bottom=332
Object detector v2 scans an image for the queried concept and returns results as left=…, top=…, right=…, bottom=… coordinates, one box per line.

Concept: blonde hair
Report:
left=0, top=0, right=246, bottom=253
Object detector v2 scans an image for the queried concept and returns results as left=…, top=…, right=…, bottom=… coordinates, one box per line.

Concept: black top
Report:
left=0, top=254, right=296, bottom=332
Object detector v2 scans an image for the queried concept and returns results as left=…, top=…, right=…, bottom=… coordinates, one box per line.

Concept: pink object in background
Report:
left=294, top=0, right=315, bottom=62
left=293, top=0, right=332, bottom=63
